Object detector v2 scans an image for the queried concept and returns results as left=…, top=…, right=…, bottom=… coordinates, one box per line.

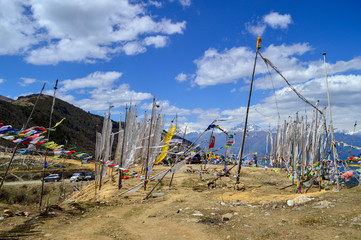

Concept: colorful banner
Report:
left=207, top=124, right=230, bottom=136
left=209, top=135, right=215, bottom=149
left=0, top=122, right=91, bottom=162
left=154, top=124, right=176, bottom=164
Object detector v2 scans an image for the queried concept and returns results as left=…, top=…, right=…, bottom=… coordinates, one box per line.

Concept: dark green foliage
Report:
left=0, top=94, right=120, bottom=156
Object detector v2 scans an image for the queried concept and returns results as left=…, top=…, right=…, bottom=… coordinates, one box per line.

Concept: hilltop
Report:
left=0, top=94, right=116, bottom=155
left=0, top=94, right=192, bottom=156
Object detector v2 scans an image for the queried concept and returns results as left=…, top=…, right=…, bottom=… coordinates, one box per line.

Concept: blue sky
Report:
left=1, top=0, right=361, bottom=134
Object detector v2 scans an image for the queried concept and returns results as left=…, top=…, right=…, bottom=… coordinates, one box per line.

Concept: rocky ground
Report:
left=0, top=164, right=360, bottom=240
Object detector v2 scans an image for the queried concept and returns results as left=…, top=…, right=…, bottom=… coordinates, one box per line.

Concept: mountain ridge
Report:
left=0, top=94, right=115, bottom=155
left=0, top=94, right=194, bottom=156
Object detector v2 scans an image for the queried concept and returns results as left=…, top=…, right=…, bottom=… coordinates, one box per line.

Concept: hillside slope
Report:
left=0, top=94, right=192, bottom=157
left=0, top=94, right=119, bottom=155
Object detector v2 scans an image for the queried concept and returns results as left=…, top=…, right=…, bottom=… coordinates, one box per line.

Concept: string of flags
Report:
left=336, top=141, right=361, bottom=152
left=1, top=121, right=193, bottom=183
left=97, top=154, right=193, bottom=183
left=0, top=121, right=91, bottom=162
left=206, top=124, right=231, bottom=137
left=206, top=124, right=235, bottom=152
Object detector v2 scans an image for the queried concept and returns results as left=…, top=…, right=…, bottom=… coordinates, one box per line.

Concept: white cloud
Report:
left=141, top=100, right=192, bottom=118
left=0, top=78, right=4, bottom=84
left=75, top=84, right=152, bottom=111
left=49, top=71, right=152, bottom=112
left=263, top=12, right=292, bottom=29
left=123, top=41, right=146, bottom=55
left=0, top=0, right=40, bottom=55
left=193, top=47, right=254, bottom=87
left=148, top=1, right=162, bottom=8
left=180, top=42, right=361, bottom=132
left=18, top=77, right=36, bottom=87
left=191, top=43, right=319, bottom=88
left=252, top=74, right=361, bottom=132
left=174, top=73, right=361, bottom=133
left=60, top=71, right=122, bottom=92
left=175, top=73, right=188, bottom=82
left=144, top=35, right=168, bottom=48
left=245, top=22, right=266, bottom=37
left=192, top=42, right=361, bottom=92
left=246, top=11, right=292, bottom=36
left=179, top=0, right=191, bottom=7
left=0, top=0, right=186, bottom=65
left=156, top=100, right=191, bottom=115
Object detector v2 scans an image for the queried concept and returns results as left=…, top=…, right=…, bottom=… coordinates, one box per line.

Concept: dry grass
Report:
left=1, top=164, right=360, bottom=240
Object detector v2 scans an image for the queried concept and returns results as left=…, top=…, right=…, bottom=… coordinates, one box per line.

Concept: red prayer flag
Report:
left=209, top=135, right=215, bottom=149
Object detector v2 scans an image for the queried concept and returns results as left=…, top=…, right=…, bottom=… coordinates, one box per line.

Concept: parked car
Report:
left=42, top=174, right=61, bottom=182
left=70, top=172, right=86, bottom=182
left=187, top=154, right=202, bottom=164
left=83, top=173, right=95, bottom=181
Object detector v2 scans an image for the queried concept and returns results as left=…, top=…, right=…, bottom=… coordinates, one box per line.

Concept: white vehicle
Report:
left=70, top=172, right=85, bottom=182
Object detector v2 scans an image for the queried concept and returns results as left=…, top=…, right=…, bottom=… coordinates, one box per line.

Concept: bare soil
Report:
left=0, top=164, right=360, bottom=240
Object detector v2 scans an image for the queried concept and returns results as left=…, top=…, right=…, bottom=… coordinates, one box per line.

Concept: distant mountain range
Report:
left=1, top=94, right=359, bottom=160
left=185, top=123, right=361, bottom=159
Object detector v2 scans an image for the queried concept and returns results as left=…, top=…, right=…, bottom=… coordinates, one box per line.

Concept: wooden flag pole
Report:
left=236, top=37, right=261, bottom=184
left=323, top=52, right=340, bottom=191
left=40, top=80, right=58, bottom=209
left=118, top=106, right=128, bottom=189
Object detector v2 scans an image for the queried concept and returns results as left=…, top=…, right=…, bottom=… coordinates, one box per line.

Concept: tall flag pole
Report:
left=236, top=37, right=261, bottom=184
left=323, top=52, right=340, bottom=191
left=40, top=80, right=58, bottom=209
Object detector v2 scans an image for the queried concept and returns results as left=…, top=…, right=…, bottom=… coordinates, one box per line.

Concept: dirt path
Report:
left=3, top=165, right=360, bottom=240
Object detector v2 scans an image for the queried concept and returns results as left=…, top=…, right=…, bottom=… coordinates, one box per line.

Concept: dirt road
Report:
left=3, top=179, right=71, bottom=186
left=1, top=165, right=360, bottom=240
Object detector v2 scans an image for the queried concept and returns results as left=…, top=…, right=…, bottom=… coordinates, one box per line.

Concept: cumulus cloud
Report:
left=142, top=99, right=191, bottom=116
left=148, top=1, right=162, bottom=8
left=60, top=71, right=122, bottom=92
left=191, top=41, right=361, bottom=92
left=46, top=71, right=154, bottom=112
left=76, top=84, right=153, bottom=111
left=264, top=12, right=292, bottom=29
left=176, top=73, right=361, bottom=133
left=177, top=41, right=361, bottom=132
left=0, top=0, right=40, bottom=55
left=245, top=22, right=266, bottom=37
left=144, top=35, right=168, bottom=48
left=179, top=0, right=191, bottom=7
left=123, top=42, right=147, bottom=55
left=246, top=11, right=292, bottom=36
left=191, top=43, right=337, bottom=88
left=251, top=74, right=361, bottom=131
left=18, top=77, right=36, bottom=86
left=175, top=73, right=188, bottom=82
left=193, top=46, right=255, bottom=87
left=0, top=0, right=186, bottom=65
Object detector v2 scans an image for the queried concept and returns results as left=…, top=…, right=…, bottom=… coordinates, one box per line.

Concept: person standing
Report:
left=253, top=154, right=258, bottom=167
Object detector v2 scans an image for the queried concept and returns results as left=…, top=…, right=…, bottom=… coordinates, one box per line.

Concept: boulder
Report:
left=222, top=213, right=233, bottom=221
left=287, top=195, right=314, bottom=207
left=3, top=209, right=14, bottom=217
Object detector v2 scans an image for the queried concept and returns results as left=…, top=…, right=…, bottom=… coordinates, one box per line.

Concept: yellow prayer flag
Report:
left=52, top=118, right=66, bottom=128
left=154, top=124, right=176, bottom=165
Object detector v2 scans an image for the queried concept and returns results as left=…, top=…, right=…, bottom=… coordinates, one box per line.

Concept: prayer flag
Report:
left=155, top=124, right=177, bottom=164
left=209, top=135, right=215, bottom=149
